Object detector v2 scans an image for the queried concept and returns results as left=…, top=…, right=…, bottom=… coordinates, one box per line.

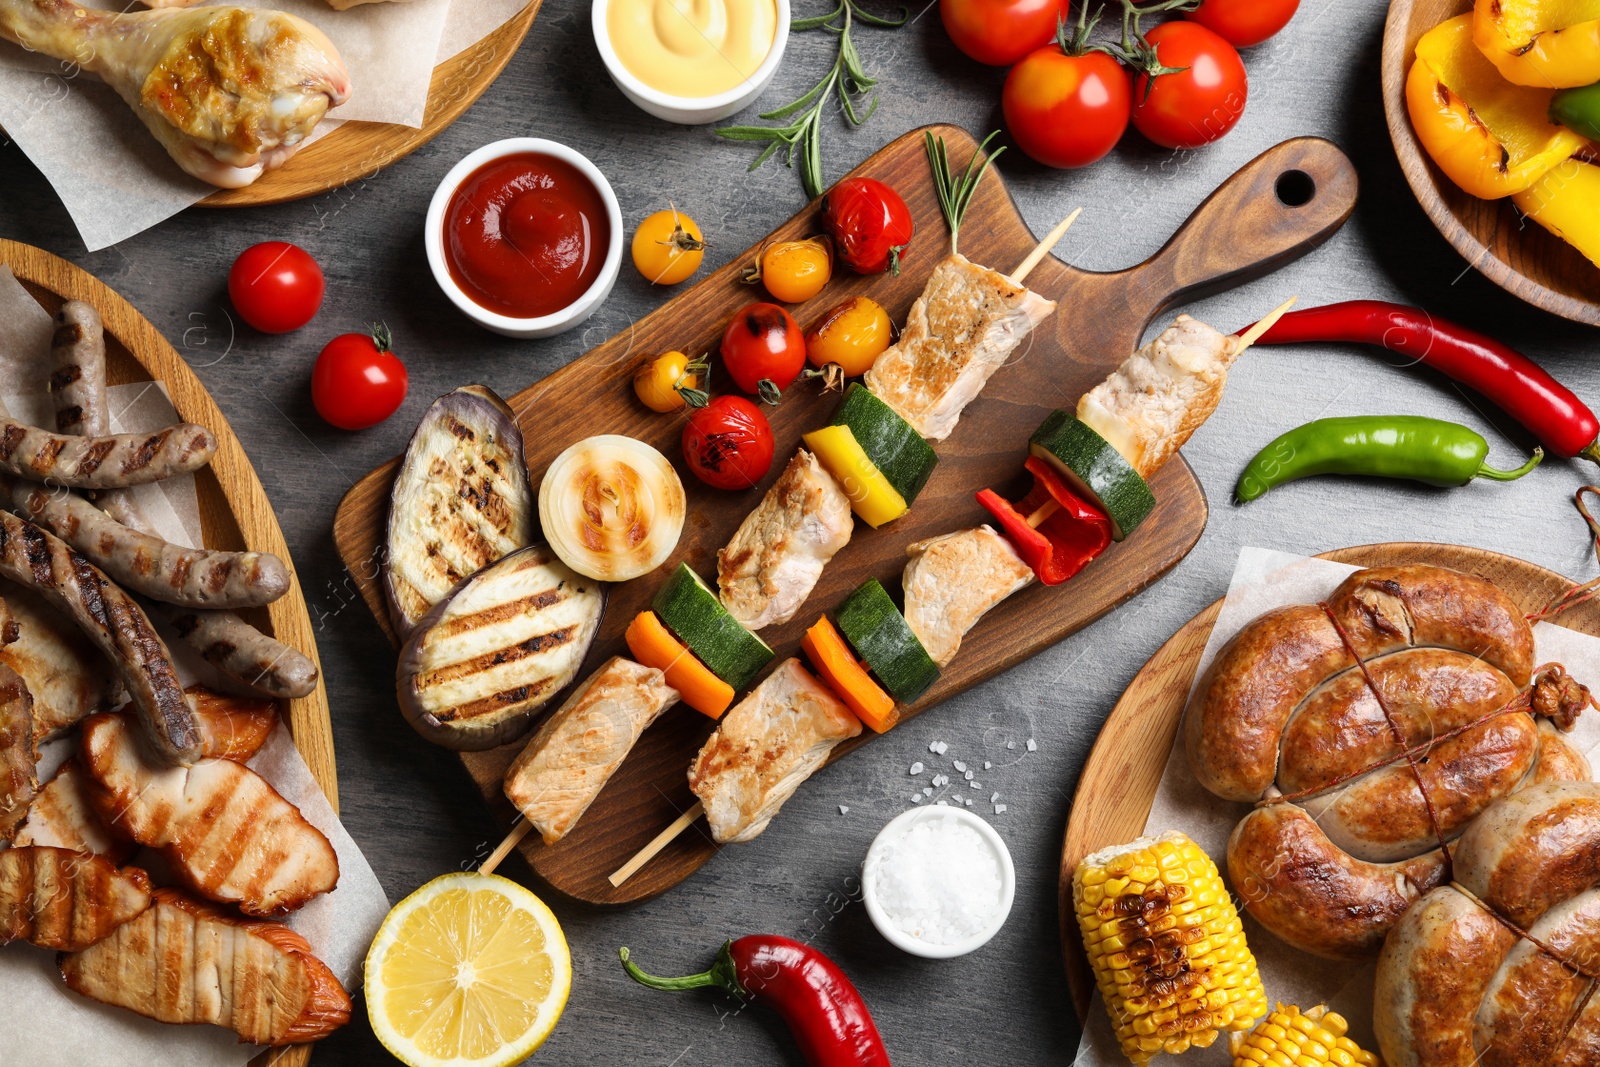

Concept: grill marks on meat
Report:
left=0, top=845, right=151, bottom=951
left=187, top=685, right=278, bottom=762
left=902, top=525, right=1033, bottom=668
left=504, top=656, right=679, bottom=845
left=0, top=660, right=38, bottom=841
left=49, top=301, right=111, bottom=437
left=690, top=658, right=861, bottom=844
left=0, top=579, right=117, bottom=742
left=81, top=713, right=338, bottom=916
left=717, top=449, right=853, bottom=631
left=0, top=417, right=216, bottom=489
left=60, top=888, right=352, bottom=1045
left=864, top=254, right=1057, bottom=441
left=150, top=602, right=319, bottom=699
left=15, top=757, right=133, bottom=861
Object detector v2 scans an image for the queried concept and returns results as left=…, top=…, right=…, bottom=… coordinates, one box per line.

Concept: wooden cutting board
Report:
left=1056, top=542, right=1600, bottom=1025
left=332, top=125, right=1359, bottom=905
left=1, top=240, right=335, bottom=1067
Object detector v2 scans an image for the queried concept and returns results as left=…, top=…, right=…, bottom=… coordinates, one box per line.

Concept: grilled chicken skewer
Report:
left=902, top=526, right=1033, bottom=668
left=0, top=845, right=151, bottom=951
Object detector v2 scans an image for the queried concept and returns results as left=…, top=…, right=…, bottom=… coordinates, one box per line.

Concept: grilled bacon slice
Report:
left=60, top=887, right=352, bottom=1045
left=81, top=712, right=339, bottom=916
left=15, top=757, right=133, bottom=861
left=0, top=845, right=151, bottom=951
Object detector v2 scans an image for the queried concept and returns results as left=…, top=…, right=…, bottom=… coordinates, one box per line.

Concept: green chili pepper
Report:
left=1236, top=416, right=1543, bottom=503
left=1551, top=82, right=1600, bottom=142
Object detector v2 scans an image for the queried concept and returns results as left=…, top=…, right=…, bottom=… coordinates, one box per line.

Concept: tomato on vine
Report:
left=1117, top=2, right=1247, bottom=151
left=941, top=0, right=1072, bottom=66
left=1185, top=0, right=1297, bottom=48
left=1003, top=4, right=1132, bottom=169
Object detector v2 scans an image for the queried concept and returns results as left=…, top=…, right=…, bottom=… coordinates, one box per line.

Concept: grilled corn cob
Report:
left=1228, top=1004, right=1379, bottom=1067
left=1073, top=830, right=1268, bottom=1064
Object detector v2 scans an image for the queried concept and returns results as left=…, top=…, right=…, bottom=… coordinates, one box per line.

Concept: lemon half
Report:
left=365, top=872, right=571, bottom=1067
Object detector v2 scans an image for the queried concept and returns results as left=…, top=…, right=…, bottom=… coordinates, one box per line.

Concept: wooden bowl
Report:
left=1382, top=0, right=1600, bottom=326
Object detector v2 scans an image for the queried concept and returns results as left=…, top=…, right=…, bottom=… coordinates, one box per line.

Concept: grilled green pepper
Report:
left=1236, top=416, right=1543, bottom=502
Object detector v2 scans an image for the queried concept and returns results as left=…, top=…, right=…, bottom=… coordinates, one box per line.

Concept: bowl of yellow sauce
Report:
left=593, top=0, right=789, bottom=125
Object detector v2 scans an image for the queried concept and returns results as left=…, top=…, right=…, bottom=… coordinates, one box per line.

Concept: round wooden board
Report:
left=198, top=2, right=540, bottom=208
left=0, top=239, right=335, bottom=1067
left=1382, top=0, right=1600, bottom=326
left=1056, top=541, right=1600, bottom=1026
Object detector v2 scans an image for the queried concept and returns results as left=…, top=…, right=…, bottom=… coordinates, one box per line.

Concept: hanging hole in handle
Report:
left=1275, top=170, right=1316, bottom=207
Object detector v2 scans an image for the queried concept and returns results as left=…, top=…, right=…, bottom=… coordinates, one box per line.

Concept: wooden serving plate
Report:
left=1057, top=542, right=1600, bottom=1024
left=0, top=240, right=335, bottom=1067
left=1382, top=0, right=1600, bottom=326
left=199, top=2, right=540, bottom=208
left=333, top=125, right=1358, bottom=905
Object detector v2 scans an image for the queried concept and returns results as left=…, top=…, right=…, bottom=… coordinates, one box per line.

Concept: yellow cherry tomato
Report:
left=749, top=238, right=832, bottom=303
left=633, top=351, right=700, bottom=412
left=632, top=206, right=705, bottom=285
left=803, top=296, right=894, bottom=377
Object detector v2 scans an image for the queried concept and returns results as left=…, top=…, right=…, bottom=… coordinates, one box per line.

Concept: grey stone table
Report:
left=4, top=1, right=1598, bottom=1062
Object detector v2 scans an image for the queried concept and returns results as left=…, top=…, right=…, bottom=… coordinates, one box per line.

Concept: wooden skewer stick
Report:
left=1025, top=498, right=1059, bottom=528
left=609, top=801, right=705, bottom=887
left=1232, top=296, right=1298, bottom=354
left=1010, top=208, right=1082, bottom=284
left=480, top=818, right=533, bottom=877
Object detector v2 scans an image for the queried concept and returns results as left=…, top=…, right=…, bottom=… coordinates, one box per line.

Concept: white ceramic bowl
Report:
left=861, top=805, right=1016, bottom=959
left=425, top=138, right=623, bottom=339
left=591, top=0, right=790, bottom=125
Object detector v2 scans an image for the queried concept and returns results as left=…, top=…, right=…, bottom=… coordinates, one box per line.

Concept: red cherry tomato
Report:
left=823, top=178, right=914, bottom=275
left=310, top=325, right=408, bottom=430
left=1131, top=23, right=1248, bottom=150
left=1186, top=0, right=1298, bottom=47
left=720, top=302, right=806, bottom=399
left=940, top=0, right=1071, bottom=66
left=682, top=395, right=775, bottom=491
left=1003, top=45, right=1131, bottom=169
left=228, top=242, right=324, bottom=334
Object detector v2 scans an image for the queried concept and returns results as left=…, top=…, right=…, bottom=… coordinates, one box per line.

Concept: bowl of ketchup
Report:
left=426, top=139, right=623, bottom=338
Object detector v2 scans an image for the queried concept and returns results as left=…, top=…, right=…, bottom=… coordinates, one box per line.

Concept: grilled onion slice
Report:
left=538, top=435, right=685, bottom=582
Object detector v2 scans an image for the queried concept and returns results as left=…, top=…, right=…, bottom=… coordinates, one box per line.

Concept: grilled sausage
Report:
left=0, top=418, right=215, bottom=489
left=146, top=602, right=318, bottom=700
left=48, top=301, right=111, bottom=437
left=0, top=511, right=201, bottom=764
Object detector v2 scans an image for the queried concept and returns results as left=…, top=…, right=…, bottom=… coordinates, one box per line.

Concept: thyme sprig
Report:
left=925, top=129, right=1004, bottom=257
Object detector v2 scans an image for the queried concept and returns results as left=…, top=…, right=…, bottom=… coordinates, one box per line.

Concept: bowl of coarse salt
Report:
left=861, top=805, right=1015, bottom=959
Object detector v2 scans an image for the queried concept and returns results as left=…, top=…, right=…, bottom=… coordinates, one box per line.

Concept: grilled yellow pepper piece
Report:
left=1408, top=15, right=1585, bottom=199
left=1514, top=158, right=1600, bottom=267
left=801, top=425, right=907, bottom=528
left=1474, top=0, right=1600, bottom=87
left=1228, top=1003, right=1379, bottom=1067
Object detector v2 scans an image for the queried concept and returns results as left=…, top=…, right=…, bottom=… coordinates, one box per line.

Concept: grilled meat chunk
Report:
left=902, top=525, right=1034, bottom=667
left=690, top=658, right=861, bottom=844
left=718, top=449, right=853, bottom=631
left=187, top=685, right=278, bottom=762
left=15, top=757, right=132, bottom=861
left=60, top=887, right=352, bottom=1045
left=80, top=713, right=338, bottom=916
left=0, top=579, right=118, bottom=742
left=0, top=845, right=151, bottom=951
left=504, top=656, right=679, bottom=846
left=864, top=254, right=1057, bottom=441
left=0, top=416, right=216, bottom=489
left=0, top=659, right=37, bottom=842
left=149, top=602, right=319, bottom=700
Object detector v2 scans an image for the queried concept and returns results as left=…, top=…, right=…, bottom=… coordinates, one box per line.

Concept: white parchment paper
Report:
left=0, top=0, right=529, bottom=251
left=0, top=264, right=392, bottom=1067
left=1071, top=546, right=1600, bottom=1065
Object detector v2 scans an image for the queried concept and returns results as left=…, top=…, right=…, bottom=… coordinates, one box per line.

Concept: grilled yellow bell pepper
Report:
left=1408, top=16, right=1586, bottom=199
left=1474, top=0, right=1600, bottom=88
left=801, top=425, right=907, bottom=528
left=1514, top=157, right=1600, bottom=267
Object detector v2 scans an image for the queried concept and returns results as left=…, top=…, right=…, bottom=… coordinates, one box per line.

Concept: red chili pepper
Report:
left=1249, top=300, right=1600, bottom=463
left=620, top=936, right=891, bottom=1067
left=977, top=455, right=1111, bottom=585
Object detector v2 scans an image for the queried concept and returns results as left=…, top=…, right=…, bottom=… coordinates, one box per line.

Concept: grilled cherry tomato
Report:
left=631, top=206, right=705, bottom=285
left=311, top=324, right=408, bottom=430
left=1004, top=39, right=1131, bottom=168
left=683, top=395, right=775, bottom=490
left=228, top=242, right=324, bottom=334
left=1131, top=22, right=1248, bottom=150
left=749, top=238, right=832, bottom=303
left=1186, top=0, right=1298, bottom=47
left=721, top=302, right=806, bottom=400
left=633, top=351, right=701, bottom=413
left=823, top=178, right=914, bottom=275
left=804, top=296, right=894, bottom=377
left=940, top=0, right=1072, bottom=66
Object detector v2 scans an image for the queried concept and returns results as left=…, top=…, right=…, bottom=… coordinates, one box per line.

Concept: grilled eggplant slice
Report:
left=384, top=385, right=534, bottom=638
left=396, top=545, right=604, bottom=750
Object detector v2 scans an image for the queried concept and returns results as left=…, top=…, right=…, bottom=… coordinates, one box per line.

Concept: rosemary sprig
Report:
left=925, top=130, right=1004, bottom=257
left=717, top=0, right=908, bottom=199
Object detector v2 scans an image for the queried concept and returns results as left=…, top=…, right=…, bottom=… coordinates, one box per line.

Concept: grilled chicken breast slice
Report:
left=15, top=757, right=132, bottom=861
left=865, top=254, right=1057, bottom=441
left=718, top=449, right=853, bottom=631
left=0, top=659, right=37, bottom=842
left=60, top=887, right=351, bottom=1045
left=903, top=525, right=1034, bottom=668
left=504, top=656, right=679, bottom=845
left=81, top=713, right=339, bottom=916
left=0, top=580, right=116, bottom=742
left=187, top=685, right=278, bottom=762
left=690, top=658, right=861, bottom=844
left=0, top=845, right=151, bottom=951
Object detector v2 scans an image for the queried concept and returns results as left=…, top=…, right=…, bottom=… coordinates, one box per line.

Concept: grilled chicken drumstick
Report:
left=0, top=845, right=151, bottom=951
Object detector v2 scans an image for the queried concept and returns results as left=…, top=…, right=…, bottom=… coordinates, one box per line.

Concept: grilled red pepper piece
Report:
left=1249, top=300, right=1600, bottom=463
left=620, top=936, right=891, bottom=1067
left=977, top=455, right=1111, bottom=585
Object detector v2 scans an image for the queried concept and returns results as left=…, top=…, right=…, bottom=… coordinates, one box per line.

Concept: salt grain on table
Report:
left=865, top=814, right=1005, bottom=945
left=994, top=804, right=1007, bottom=814
left=1026, top=739, right=1037, bottom=752
left=909, top=762, right=924, bottom=775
